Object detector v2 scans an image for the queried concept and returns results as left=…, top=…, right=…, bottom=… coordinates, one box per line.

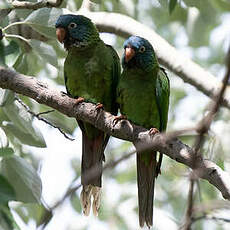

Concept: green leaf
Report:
left=14, top=203, right=50, bottom=226
left=0, top=175, right=16, bottom=204
left=2, top=122, right=46, bottom=148
left=0, top=40, right=20, bottom=67
left=1, top=156, right=42, bottom=203
left=169, top=0, right=178, bottom=14
left=29, top=39, right=58, bottom=67
left=24, top=8, right=64, bottom=39
left=0, top=89, right=15, bottom=107
left=0, top=148, right=14, bottom=157
left=12, top=39, right=57, bottom=70
left=5, top=34, right=32, bottom=53
left=0, top=9, right=11, bottom=22
left=13, top=51, right=41, bottom=75
left=0, top=204, right=21, bottom=230
left=2, top=101, right=46, bottom=148
left=0, top=0, right=12, bottom=9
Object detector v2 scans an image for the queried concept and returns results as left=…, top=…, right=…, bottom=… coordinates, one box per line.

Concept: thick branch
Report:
left=9, top=0, right=63, bottom=9
left=0, top=66, right=230, bottom=200
left=79, top=11, right=230, bottom=109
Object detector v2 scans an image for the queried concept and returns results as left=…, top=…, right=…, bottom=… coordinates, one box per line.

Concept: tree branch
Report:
left=8, top=0, right=63, bottom=10
left=79, top=11, right=230, bottom=109
left=15, top=96, right=74, bottom=141
left=0, top=66, right=230, bottom=200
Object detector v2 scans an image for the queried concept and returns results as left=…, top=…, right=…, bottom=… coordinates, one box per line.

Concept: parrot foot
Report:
left=149, top=127, right=159, bottom=135
left=61, top=91, right=69, bottom=96
left=75, top=97, right=85, bottom=104
left=92, top=186, right=101, bottom=216
left=112, top=114, right=127, bottom=126
left=96, top=103, right=104, bottom=110
left=80, top=185, right=93, bottom=216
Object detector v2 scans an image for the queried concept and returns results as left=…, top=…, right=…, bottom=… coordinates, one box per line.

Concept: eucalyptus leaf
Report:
left=1, top=156, right=42, bottom=203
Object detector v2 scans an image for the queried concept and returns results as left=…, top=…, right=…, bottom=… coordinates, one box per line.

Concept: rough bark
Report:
left=0, top=66, right=230, bottom=200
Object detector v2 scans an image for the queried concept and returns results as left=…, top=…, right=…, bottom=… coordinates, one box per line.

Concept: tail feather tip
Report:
left=92, top=186, right=101, bottom=216
left=80, top=185, right=101, bottom=216
left=80, top=185, right=93, bottom=216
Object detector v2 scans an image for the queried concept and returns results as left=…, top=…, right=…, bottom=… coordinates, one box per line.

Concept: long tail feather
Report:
left=136, top=151, right=156, bottom=228
left=78, top=121, right=106, bottom=216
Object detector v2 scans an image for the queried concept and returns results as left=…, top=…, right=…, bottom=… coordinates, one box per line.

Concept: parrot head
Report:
left=55, top=14, right=100, bottom=50
left=122, top=36, right=158, bottom=72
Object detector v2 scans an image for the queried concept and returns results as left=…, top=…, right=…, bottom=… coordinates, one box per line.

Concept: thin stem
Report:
left=4, top=33, right=30, bottom=43
left=3, top=21, right=27, bottom=32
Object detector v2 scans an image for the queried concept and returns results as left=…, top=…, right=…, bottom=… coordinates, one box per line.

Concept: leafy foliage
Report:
left=0, top=0, right=230, bottom=229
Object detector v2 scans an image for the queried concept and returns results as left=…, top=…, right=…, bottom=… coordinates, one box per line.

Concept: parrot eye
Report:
left=68, top=22, right=77, bottom=29
left=139, top=46, right=146, bottom=53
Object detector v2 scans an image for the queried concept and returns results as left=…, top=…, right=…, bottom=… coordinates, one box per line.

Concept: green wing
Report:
left=106, top=44, right=121, bottom=115
left=156, top=67, right=170, bottom=131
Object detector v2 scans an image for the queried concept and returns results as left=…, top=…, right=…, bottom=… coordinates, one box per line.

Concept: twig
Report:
left=182, top=45, right=230, bottom=230
left=192, top=215, right=230, bottom=224
left=39, top=148, right=137, bottom=229
left=15, top=96, right=74, bottom=141
left=52, top=149, right=136, bottom=210
left=37, top=110, right=55, bottom=116
left=7, top=0, right=63, bottom=10
left=183, top=174, right=196, bottom=230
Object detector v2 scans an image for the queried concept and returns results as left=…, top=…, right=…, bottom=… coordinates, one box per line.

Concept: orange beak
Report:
left=125, top=47, right=135, bottom=62
left=56, top=27, right=66, bottom=43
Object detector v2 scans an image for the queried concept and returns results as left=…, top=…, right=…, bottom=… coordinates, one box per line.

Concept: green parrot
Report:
left=55, top=14, right=120, bottom=216
left=117, top=36, right=170, bottom=228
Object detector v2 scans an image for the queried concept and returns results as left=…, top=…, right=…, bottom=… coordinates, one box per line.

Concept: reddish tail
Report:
left=136, top=151, right=156, bottom=228
left=78, top=121, right=108, bottom=216
left=81, top=130, right=104, bottom=187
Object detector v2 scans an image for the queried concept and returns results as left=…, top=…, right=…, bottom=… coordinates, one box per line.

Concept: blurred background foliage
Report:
left=0, top=0, right=230, bottom=229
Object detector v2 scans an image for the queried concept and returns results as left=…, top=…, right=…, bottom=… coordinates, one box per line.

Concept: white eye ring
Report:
left=139, top=46, right=146, bottom=53
left=68, top=22, right=77, bottom=29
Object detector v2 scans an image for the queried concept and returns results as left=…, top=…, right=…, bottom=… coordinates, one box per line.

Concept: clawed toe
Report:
left=75, top=97, right=85, bottom=104
left=96, top=103, right=104, bottom=110
left=113, top=115, right=127, bottom=127
left=149, top=127, right=159, bottom=135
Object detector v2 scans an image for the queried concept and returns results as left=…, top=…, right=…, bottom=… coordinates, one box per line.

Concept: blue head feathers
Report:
left=122, top=36, right=158, bottom=72
left=55, top=14, right=99, bottom=49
